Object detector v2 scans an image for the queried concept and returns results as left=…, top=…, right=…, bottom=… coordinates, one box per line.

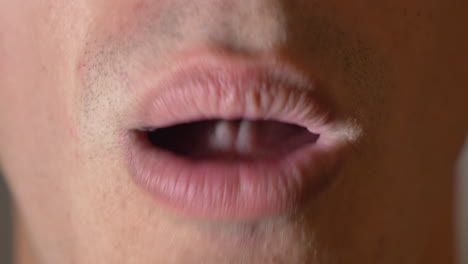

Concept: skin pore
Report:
left=0, top=0, right=467, bottom=263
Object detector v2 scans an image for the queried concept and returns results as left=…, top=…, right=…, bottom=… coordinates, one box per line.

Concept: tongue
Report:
left=148, top=120, right=319, bottom=160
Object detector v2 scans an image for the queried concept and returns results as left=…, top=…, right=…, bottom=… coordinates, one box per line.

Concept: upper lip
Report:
left=122, top=51, right=361, bottom=219
left=129, top=53, right=334, bottom=134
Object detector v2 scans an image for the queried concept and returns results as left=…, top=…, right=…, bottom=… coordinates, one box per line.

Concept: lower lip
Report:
left=123, top=55, right=356, bottom=219
left=127, top=131, right=342, bottom=219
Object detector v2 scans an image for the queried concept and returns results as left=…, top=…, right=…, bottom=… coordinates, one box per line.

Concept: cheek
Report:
left=0, top=1, right=89, bottom=259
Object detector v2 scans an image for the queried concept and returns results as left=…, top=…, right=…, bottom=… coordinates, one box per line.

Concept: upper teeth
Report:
left=211, top=120, right=255, bottom=154
left=236, top=120, right=254, bottom=154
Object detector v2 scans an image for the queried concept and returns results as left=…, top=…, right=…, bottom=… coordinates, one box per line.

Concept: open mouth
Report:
left=145, top=119, right=319, bottom=161
left=124, top=54, right=360, bottom=219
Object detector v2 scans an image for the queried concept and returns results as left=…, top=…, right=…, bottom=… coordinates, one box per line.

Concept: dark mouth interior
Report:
left=145, top=119, right=319, bottom=161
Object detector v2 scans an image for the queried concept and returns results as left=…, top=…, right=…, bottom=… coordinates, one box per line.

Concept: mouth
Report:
left=145, top=119, right=320, bottom=161
left=124, top=54, right=360, bottom=219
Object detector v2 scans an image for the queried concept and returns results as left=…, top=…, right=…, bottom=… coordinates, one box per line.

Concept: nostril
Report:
left=145, top=119, right=319, bottom=160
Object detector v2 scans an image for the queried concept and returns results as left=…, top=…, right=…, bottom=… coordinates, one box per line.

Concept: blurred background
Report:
left=458, top=139, right=468, bottom=264
left=0, top=140, right=466, bottom=264
left=0, top=173, right=12, bottom=264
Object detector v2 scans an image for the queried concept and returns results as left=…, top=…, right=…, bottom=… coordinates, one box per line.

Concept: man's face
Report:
left=0, top=1, right=466, bottom=263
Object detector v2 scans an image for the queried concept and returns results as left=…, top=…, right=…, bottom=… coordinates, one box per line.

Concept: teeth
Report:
left=211, top=120, right=256, bottom=154
left=211, top=120, right=238, bottom=151
left=236, top=120, right=254, bottom=154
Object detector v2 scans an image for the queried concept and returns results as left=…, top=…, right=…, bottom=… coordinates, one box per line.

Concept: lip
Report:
left=124, top=53, right=360, bottom=219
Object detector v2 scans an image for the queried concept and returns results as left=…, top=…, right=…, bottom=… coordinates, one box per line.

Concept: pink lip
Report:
left=124, top=53, right=360, bottom=219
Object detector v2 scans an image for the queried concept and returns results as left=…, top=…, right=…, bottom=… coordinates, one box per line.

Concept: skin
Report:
left=0, top=0, right=467, bottom=263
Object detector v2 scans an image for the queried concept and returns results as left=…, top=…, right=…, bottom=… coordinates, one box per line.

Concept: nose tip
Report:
left=156, top=0, right=288, bottom=55
left=208, top=0, right=288, bottom=53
